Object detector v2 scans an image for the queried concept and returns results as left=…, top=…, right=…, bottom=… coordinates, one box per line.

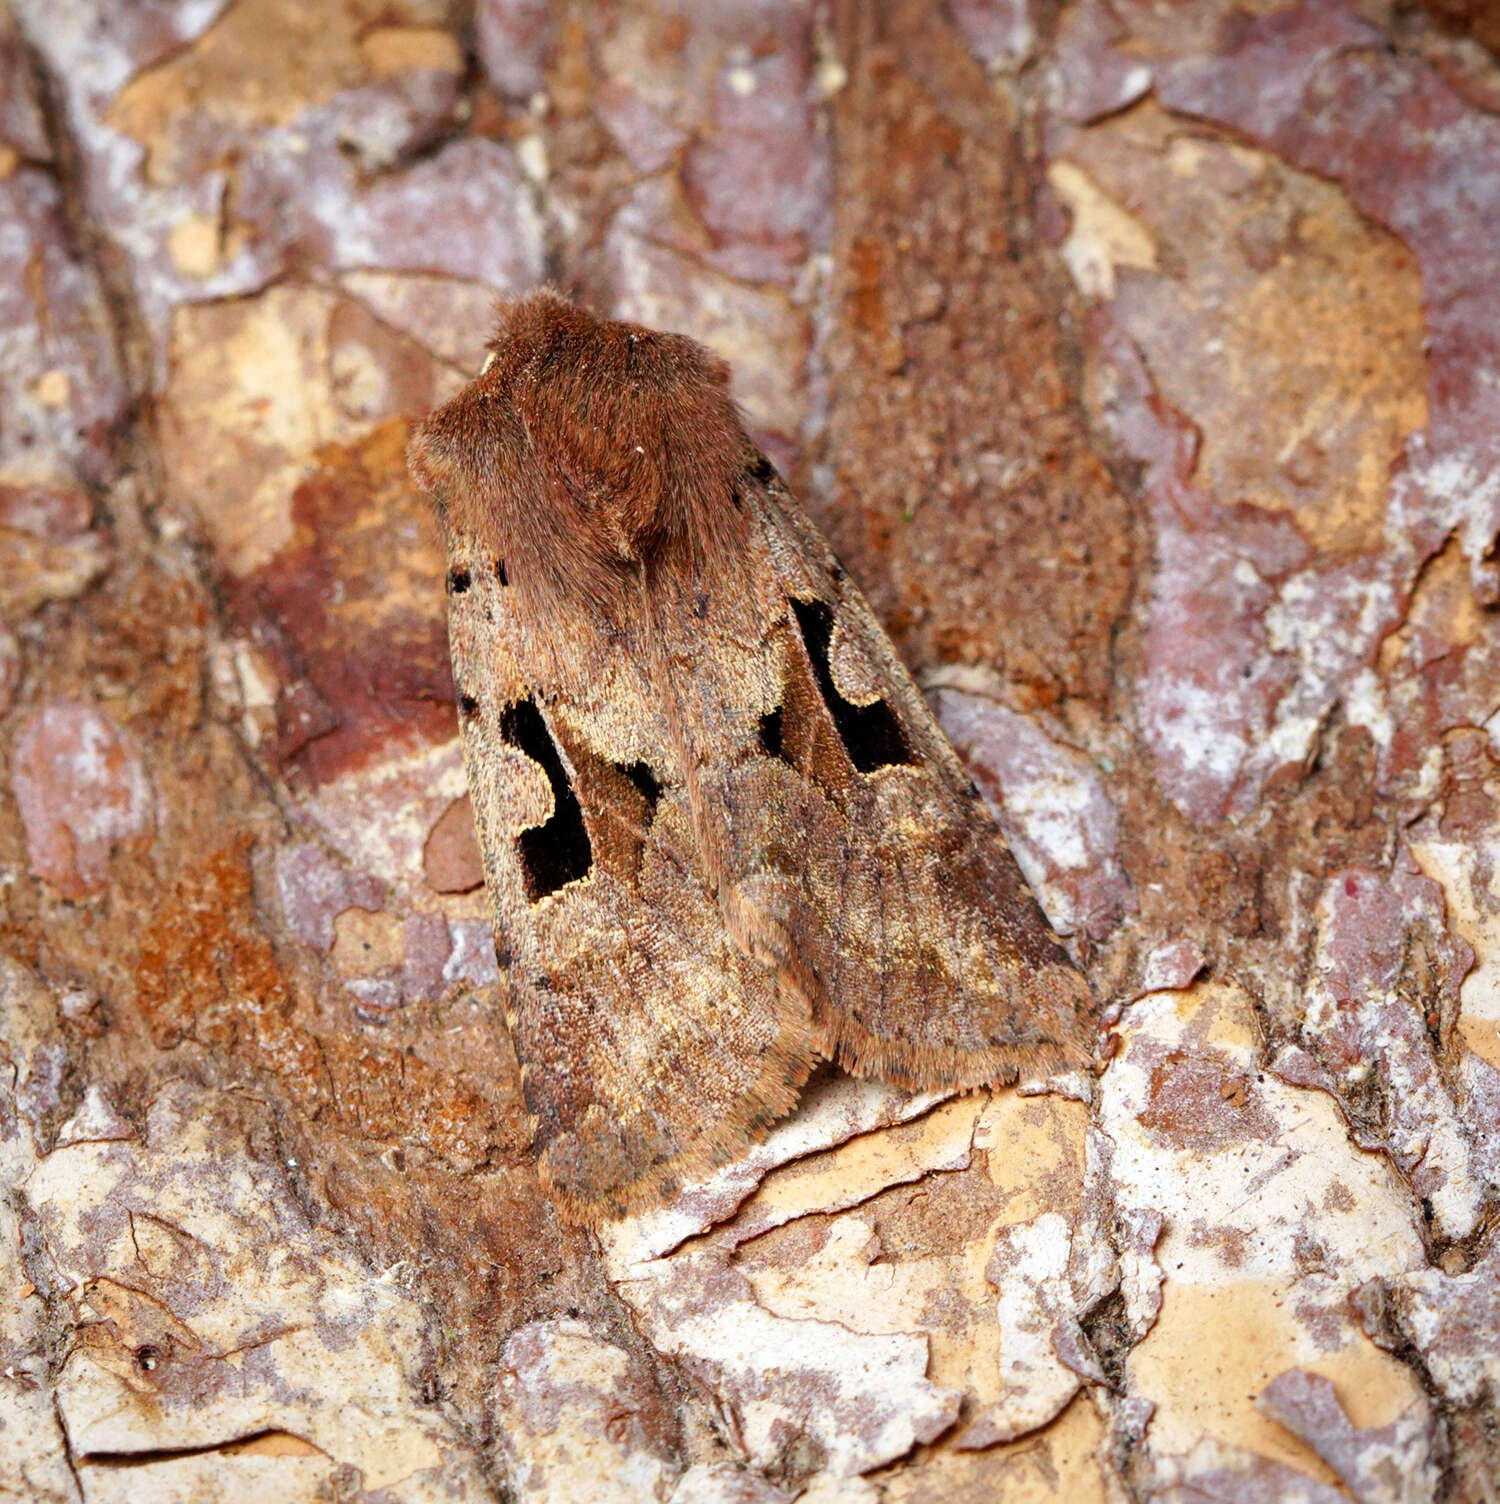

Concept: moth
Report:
left=408, top=292, right=1094, bottom=1223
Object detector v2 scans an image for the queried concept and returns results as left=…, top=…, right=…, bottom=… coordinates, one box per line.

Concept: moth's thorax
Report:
left=409, top=292, right=753, bottom=615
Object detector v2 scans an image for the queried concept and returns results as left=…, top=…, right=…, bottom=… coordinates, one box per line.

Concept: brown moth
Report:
left=408, top=292, right=1094, bottom=1223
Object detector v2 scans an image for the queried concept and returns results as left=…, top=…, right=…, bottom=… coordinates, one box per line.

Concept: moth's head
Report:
left=408, top=290, right=752, bottom=616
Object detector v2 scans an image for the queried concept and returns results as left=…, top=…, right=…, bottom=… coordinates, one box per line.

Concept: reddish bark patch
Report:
left=422, top=795, right=485, bottom=894
left=227, top=421, right=455, bottom=787
left=134, top=838, right=317, bottom=1094
left=825, top=12, right=1132, bottom=698
left=1139, top=1049, right=1279, bottom=1153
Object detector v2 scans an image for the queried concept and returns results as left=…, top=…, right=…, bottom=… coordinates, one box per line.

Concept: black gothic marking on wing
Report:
left=790, top=598, right=913, bottom=774
left=758, top=706, right=792, bottom=763
left=621, top=761, right=663, bottom=822
left=500, top=697, right=593, bottom=900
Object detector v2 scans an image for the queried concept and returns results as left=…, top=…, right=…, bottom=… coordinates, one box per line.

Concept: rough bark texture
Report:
left=1, top=0, right=1497, bottom=1499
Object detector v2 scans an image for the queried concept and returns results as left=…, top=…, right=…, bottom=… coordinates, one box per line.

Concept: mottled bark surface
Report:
left=1, top=1, right=1497, bottom=1500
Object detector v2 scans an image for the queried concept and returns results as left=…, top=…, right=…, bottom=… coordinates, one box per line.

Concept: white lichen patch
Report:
left=1097, top=981, right=1432, bottom=1490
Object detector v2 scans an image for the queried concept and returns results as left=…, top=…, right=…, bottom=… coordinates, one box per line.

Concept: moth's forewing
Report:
left=718, top=466, right=1096, bottom=1087
left=436, top=501, right=816, bottom=1223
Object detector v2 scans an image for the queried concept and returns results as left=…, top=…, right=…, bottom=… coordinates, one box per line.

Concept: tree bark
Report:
left=1, top=0, right=1496, bottom=1499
